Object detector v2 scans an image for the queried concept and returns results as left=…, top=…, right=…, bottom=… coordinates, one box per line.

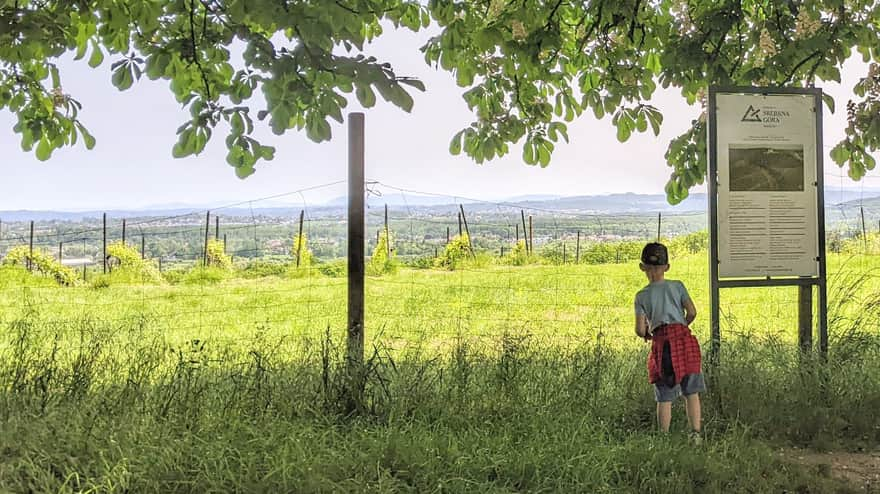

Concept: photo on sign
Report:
left=728, top=145, right=805, bottom=192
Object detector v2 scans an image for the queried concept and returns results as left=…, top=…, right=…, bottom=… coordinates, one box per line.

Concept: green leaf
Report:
left=174, top=128, right=194, bottom=157
left=822, top=93, right=835, bottom=114
left=20, top=130, right=33, bottom=151
left=549, top=122, right=569, bottom=144
left=635, top=113, right=648, bottom=133
left=537, top=142, right=551, bottom=167
left=617, top=122, right=632, bottom=142
left=449, top=130, right=464, bottom=155
left=50, top=66, right=60, bottom=89
left=235, top=164, right=255, bottom=179
left=356, top=85, right=376, bottom=108
left=523, top=141, right=536, bottom=165
left=88, top=43, right=104, bottom=68
left=111, top=64, right=133, bottom=90
left=645, top=109, right=663, bottom=136
left=397, top=78, right=426, bottom=92
left=645, top=53, right=662, bottom=75
left=77, top=123, right=96, bottom=150
left=259, top=145, right=275, bottom=160
left=455, top=65, right=475, bottom=87
left=375, top=81, right=414, bottom=112
left=829, top=143, right=851, bottom=165
left=36, top=138, right=52, bottom=161
left=192, top=129, right=207, bottom=154
left=231, top=113, right=244, bottom=135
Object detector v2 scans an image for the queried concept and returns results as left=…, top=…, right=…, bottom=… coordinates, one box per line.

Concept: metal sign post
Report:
left=708, top=86, right=828, bottom=363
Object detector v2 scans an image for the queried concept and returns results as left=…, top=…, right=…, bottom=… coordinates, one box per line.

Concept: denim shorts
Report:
left=654, top=373, right=706, bottom=403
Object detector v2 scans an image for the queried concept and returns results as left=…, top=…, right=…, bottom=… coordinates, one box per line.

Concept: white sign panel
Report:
left=715, top=92, right=819, bottom=278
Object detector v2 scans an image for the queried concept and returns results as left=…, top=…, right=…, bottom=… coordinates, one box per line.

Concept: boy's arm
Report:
left=634, top=294, right=650, bottom=339
left=635, top=314, right=651, bottom=339
left=679, top=281, right=697, bottom=325
left=683, top=298, right=697, bottom=325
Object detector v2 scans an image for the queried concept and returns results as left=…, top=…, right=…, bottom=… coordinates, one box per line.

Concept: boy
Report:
left=634, top=242, right=705, bottom=441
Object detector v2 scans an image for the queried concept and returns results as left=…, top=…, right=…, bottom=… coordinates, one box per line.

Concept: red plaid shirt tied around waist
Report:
left=648, top=323, right=702, bottom=386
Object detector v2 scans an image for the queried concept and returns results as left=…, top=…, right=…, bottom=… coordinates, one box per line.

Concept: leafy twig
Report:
left=188, top=0, right=212, bottom=100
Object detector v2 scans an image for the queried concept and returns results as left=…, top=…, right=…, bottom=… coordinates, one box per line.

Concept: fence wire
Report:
left=0, top=179, right=878, bottom=351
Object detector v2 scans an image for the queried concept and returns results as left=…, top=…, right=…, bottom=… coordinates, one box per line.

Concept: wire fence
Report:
left=0, top=179, right=879, bottom=352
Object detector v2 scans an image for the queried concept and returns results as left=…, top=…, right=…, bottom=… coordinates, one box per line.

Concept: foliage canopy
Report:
left=1, top=0, right=878, bottom=201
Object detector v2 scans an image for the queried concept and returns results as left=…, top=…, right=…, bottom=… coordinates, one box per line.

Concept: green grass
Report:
left=1, top=253, right=879, bottom=492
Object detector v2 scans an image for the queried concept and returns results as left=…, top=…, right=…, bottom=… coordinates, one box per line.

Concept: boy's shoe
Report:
left=689, top=431, right=703, bottom=446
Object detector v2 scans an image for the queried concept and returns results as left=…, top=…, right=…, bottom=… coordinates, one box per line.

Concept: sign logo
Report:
left=740, top=104, right=791, bottom=127
left=741, top=105, right=763, bottom=122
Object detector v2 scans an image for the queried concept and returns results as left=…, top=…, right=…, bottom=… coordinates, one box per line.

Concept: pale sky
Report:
left=0, top=26, right=877, bottom=211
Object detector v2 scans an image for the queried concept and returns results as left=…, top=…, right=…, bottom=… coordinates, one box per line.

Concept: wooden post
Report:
left=58, top=242, right=62, bottom=262
left=0, top=219, right=3, bottom=242
left=215, top=216, right=220, bottom=240
left=158, top=258, right=162, bottom=272
left=296, top=209, right=305, bottom=267
left=562, top=242, right=566, bottom=264
left=798, top=285, right=813, bottom=354
left=434, top=246, right=438, bottom=258
left=576, top=231, right=581, bottom=264
left=223, top=234, right=227, bottom=253
left=122, top=219, right=126, bottom=246
left=515, top=223, right=520, bottom=243
left=28, top=221, right=34, bottom=271
left=102, top=213, right=107, bottom=274
left=861, top=206, right=867, bottom=253
left=657, top=213, right=661, bottom=242
left=521, top=210, right=528, bottom=254
left=384, top=204, right=390, bottom=258
left=203, top=211, right=211, bottom=267
left=446, top=227, right=450, bottom=245
left=457, top=211, right=463, bottom=237
left=528, top=215, right=534, bottom=254
left=460, top=204, right=475, bottom=258
left=376, top=230, right=380, bottom=245
left=347, top=112, right=366, bottom=373
left=141, top=234, right=146, bottom=260
left=500, top=246, right=505, bottom=257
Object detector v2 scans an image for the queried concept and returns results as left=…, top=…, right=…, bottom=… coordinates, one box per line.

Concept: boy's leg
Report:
left=681, top=374, right=705, bottom=433
left=654, top=383, right=678, bottom=432
left=684, top=393, right=701, bottom=432
left=657, top=401, right=672, bottom=432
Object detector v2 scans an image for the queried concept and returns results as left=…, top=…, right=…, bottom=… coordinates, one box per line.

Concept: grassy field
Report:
left=1, top=253, right=880, bottom=492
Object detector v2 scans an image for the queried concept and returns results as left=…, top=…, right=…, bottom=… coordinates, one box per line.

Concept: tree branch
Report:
left=628, top=0, right=642, bottom=42
left=189, top=0, right=213, bottom=100
left=544, top=0, right=563, bottom=30
left=781, top=50, right=821, bottom=85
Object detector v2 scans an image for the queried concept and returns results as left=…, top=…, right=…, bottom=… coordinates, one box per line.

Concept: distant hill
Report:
left=3, top=187, right=880, bottom=222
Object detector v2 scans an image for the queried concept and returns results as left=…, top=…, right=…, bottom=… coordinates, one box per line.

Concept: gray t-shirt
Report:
left=634, top=280, right=691, bottom=331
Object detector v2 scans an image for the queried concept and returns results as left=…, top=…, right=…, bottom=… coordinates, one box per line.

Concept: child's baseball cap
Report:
left=641, top=242, right=668, bottom=266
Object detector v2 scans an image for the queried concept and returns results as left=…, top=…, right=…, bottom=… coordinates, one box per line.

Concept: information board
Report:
left=714, top=92, right=820, bottom=278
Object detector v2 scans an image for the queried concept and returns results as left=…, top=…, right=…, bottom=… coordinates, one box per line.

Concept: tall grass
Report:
left=0, top=316, right=875, bottom=490
left=0, top=256, right=877, bottom=491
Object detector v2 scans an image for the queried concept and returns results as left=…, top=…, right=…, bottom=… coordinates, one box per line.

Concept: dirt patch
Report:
left=780, top=447, right=880, bottom=491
